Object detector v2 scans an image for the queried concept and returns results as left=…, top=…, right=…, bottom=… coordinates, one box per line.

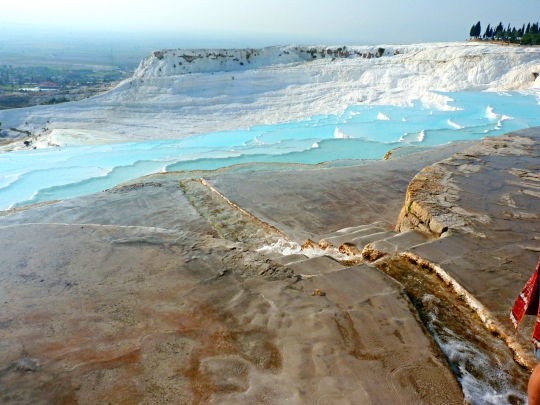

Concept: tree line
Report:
left=469, top=21, right=540, bottom=45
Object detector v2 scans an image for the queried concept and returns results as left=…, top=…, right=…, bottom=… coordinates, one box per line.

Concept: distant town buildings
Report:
left=18, top=81, right=62, bottom=93
left=19, top=87, right=40, bottom=92
left=38, top=82, right=61, bottom=91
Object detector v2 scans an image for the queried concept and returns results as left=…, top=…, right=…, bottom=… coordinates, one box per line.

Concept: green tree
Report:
left=484, top=24, right=491, bottom=38
left=509, top=28, right=517, bottom=43
left=470, top=21, right=481, bottom=38
left=493, top=22, right=504, bottom=40
left=521, top=33, right=533, bottom=45
left=470, top=24, right=477, bottom=38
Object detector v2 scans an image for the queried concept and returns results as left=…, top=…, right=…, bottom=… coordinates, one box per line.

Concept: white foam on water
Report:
left=399, top=130, right=425, bottom=143
left=487, top=106, right=499, bottom=119
left=257, top=239, right=302, bottom=256
left=377, top=112, right=390, bottom=121
left=334, top=127, right=352, bottom=139
left=257, top=238, right=354, bottom=262
left=488, top=106, right=514, bottom=121
left=448, top=119, right=463, bottom=129
left=439, top=337, right=526, bottom=405
left=421, top=295, right=527, bottom=405
left=311, top=142, right=319, bottom=148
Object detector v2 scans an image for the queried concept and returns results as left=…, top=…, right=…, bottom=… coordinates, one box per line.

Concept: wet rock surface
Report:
left=370, top=255, right=529, bottom=404
left=205, top=129, right=540, bottom=403
left=207, top=141, right=478, bottom=243
left=393, top=128, right=540, bottom=356
left=0, top=180, right=216, bottom=236
left=0, top=156, right=467, bottom=404
left=179, top=178, right=287, bottom=250
left=5, top=128, right=539, bottom=403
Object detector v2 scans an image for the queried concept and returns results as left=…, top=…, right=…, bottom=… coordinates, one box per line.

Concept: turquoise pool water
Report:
left=1, top=91, right=539, bottom=210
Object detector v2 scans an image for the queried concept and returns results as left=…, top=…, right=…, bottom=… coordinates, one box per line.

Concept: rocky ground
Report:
left=1, top=129, right=539, bottom=404
left=392, top=128, right=540, bottom=365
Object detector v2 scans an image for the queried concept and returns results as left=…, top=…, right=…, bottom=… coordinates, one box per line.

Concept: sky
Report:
left=2, top=0, right=540, bottom=47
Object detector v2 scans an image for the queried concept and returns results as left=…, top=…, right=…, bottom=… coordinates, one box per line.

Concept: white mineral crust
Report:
left=1, top=42, right=539, bottom=147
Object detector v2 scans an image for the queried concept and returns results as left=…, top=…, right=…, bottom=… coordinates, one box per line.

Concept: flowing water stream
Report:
left=372, top=256, right=529, bottom=405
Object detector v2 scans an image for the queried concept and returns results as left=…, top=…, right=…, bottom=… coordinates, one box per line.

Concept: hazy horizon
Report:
left=3, top=0, right=540, bottom=47
left=1, top=1, right=539, bottom=70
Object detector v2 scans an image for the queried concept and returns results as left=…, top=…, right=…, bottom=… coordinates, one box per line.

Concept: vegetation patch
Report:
left=469, top=20, right=540, bottom=45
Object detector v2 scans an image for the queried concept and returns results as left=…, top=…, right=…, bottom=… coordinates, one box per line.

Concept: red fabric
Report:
left=511, top=259, right=540, bottom=349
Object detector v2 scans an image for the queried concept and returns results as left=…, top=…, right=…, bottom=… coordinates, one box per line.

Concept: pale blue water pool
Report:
left=1, top=90, right=539, bottom=210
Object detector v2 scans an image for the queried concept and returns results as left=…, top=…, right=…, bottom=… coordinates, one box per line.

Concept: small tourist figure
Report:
left=510, top=259, right=540, bottom=404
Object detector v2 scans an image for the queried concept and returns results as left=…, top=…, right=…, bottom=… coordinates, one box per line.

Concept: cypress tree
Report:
left=521, top=32, right=533, bottom=45
left=466, top=21, right=540, bottom=41
left=484, top=24, right=491, bottom=38
left=510, top=27, right=517, bottom=42
left=470, top=24, right=476, bottom=38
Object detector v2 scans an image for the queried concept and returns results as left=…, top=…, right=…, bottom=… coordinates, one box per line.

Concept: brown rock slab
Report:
left=286, top=255, right=346, bottom=275
left=271, top=253, right=308, bottom=266
left=207, top=141, right=478, bottom=242
left=393, top=128, right=540, bottom=355
left=0, top=223, right=463, bottom=404
left=299, top=265, right=464, bottom=404
left=0, top=180, right=216, bottom=236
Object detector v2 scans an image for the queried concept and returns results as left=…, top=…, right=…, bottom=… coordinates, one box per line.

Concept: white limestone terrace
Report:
left=1, top=42, right=540, bottom=147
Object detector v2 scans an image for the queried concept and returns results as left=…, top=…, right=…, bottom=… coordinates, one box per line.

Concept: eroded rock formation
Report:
left=396, top=133, right=538, bottom=238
